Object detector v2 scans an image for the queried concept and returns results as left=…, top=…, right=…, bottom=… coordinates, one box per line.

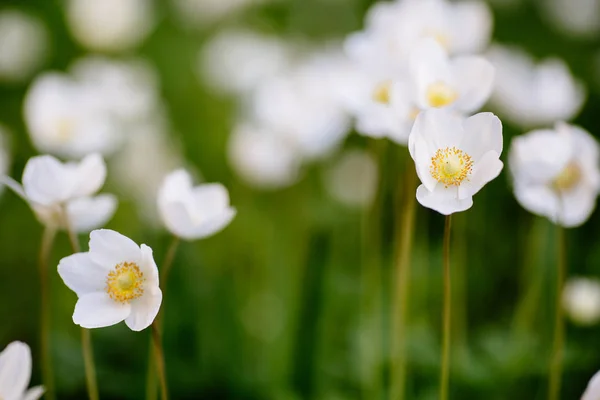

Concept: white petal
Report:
left=191, top=183, right=231, bottom=215
left=411, top=109, right=464, bottom=155
left=449, top=1, right=493, bottom=54
left=23, top=386, right=45, bottom=400
left=412, top=136, right=438, bottom=192
left=460, top=112, right=503, bottom=161
left=513, top=183, right=560, bottom=221
left=71, top=153, right=106, bottom=198
left=158, top=169, right=193, bottom=204
left=182, top=208, right=237, bottom=241
left=140, top=244, right=159, bottom=285
left=459, top=151, right=503, bottom=199
left=409, top=38, right=453, bottom=110
left=88, top=229, right=141, bottom=268
left=125, top=286, right=162, bottom=331
left=582, top=370, right=600, bottom=400
left=558, top=183, right=598, bottom=228
left=416, top=184, right=473, bottom=215
left=159, top=200, right=195, bottom=238
left=22, top=155, right=69, bottom=206
left=73, top=292, right=131, bottom=329
left=66, top=194, right=118, bottom=233
left=0, top=341, right=31, bottom=399
left=58, top=253, right=108, bottom=296
left=452, top=56, right=495, bottom=113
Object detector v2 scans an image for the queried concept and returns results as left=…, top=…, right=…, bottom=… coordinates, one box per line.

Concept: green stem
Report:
left=146, top=236, right=179, bottom=400
left=63, top=210, right=99, bottom=400
left=548, top=226, right=566, bottom=400
left=440, top=215, right=452, bottom=400
left=39, top=227, right=57, bottom=400
left=152, top=322, right=169, bottom=400
left=390, top=162, right=417, bottom=400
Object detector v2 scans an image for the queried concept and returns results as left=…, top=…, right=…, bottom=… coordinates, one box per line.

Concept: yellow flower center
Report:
left=372, top=81, right=392, bottom=104
left=106, top=262, right=145, bottom=303
left=553, top=162, right=581, bottom=191
left=426, top=81, right=458, bottom=108
left=430, top=147, right=473, bottom=187
left=56, top=119, right=74, bottom=142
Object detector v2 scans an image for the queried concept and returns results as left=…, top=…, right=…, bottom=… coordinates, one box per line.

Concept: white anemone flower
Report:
left=24, top=73, right=120, bottom=159
left=563, top=277, right=600, bottom=326
left=228, top=123, right=302, bottom=189
left=58, top=229, right=162, bottom=331
left=0, top=10, right=48, bottom=83
left=66, top=0, right=154, bottom=52
left=509, top=123, right=600, bottom=227
left=487, top=45, right=585, bottom=128
left=0, top=154, right=117, bottom=232
left=409, top=38, right=495, bottom=114
left=409, top=109, right=504, bottom=215
left=199, top=29, right=292, bottom=95
left=583, top=369, right=600, bottom=400
left=0, top=341, right=44, bottom=400
left=158, top=169, right=236, bottom=240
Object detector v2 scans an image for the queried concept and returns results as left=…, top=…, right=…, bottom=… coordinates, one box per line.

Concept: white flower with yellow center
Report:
left=0, top=341, right=44, bottom=400
left=409, top=38, right=495, bottom=114
left=0, top=154, right=117, bottom=232
left=58, top=229, right=162, bottom=331
left=508, top=123, right=600, bottom=227
left=409, top=109, right=504, bottom=215
left=158, top=169, right=236, bottom=240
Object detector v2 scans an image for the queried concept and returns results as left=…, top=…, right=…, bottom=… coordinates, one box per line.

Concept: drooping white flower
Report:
left=199, top=29, right=292, bottom=95
left=58, top=230, right=161, bottom=331
left=70, top=56, right=160, bottom=123
left=508, top=123, right=600, bottom=227
left=66, top=0, right=154, bottom=52
left=583, top=369, right=600, bottom=400
left=563, top=277, right=600, bottom=326
left=228, top=123, right=302, bottom=189
left=487, top=45, right=585, bottom=128
left=323, top=149, right=379, bottom=209
left=24, top=73, right=120, bottom=158
left=158, top=169, right=236, bottom=240
left=0, top=154, right=117, bottom=232
left=409, top=109, right=504, bottom=215
left=409, top=38, right=495, bottom=114
left=0, top=10, right=48, bottom=83
left=0, top=341, right=44, bottom=400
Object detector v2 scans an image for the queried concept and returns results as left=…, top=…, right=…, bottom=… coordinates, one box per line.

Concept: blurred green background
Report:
left=1, top=0, right=600, bottom=398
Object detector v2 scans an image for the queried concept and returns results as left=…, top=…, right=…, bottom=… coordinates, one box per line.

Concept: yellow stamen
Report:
left=106, top=262, right=145, bottom=303
left=430, top=147, right=473, bottom=187
left=553, top=162, right=581, bottom=191
left=372, top=81, right=392, bottom=104
left=56, top=119, right=74, bottom=142
left=426, top=81, right=458, bottom=108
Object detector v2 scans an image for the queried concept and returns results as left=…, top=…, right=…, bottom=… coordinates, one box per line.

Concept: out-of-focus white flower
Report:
left=112, top=120, right=184, bottom=222
left=0, top=10, right=48, bottom=83
left=323, top=149, right=378, bottom=209
left=409, top=39, right=495, bottom=113
left=0, top=154, right=117, bottom=232
left=582, top=369, right=600, bottom=400
left=0, top=341, right=44, bottom=400
left=158, top=169, right=236, bottom=240
left=563, top=277, right=600, bottom=326
left=200, top=29, right=292, bottom=95
left=228, top=123, right=302, bottom=189
left=172, top=0, right=270, bottom=26
left=66, top=0, right=154, bottom=52
left=70, top=56, right=160, bottom=123
left=0, top=126, right=10, bottom=196
left=509, top=123, right=600, bottom=227
left=24, top=73, right=120, bottom=158
left=58, top=229, right=162, bottom=331
left=538, top=0, right=600, bottom=38
left=409, top=109, right=504, bottom=215
left=252, top=49, right=352, bottom=159
left=487, top=45, right=585, bottom=128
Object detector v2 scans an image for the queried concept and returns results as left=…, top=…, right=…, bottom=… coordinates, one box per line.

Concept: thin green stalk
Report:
left=390, top=163, right=417, bottom=400
left=548, top=226, right=566, bottom=400
left=39, top=227, right=57, bottom=400
left=146, top=236, right=180, bottom=400
left=151, top=322, right=169, bottom=400
left=63, top=210, right=99, bottom=400
left=440, top=215, right=452, bottom=400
